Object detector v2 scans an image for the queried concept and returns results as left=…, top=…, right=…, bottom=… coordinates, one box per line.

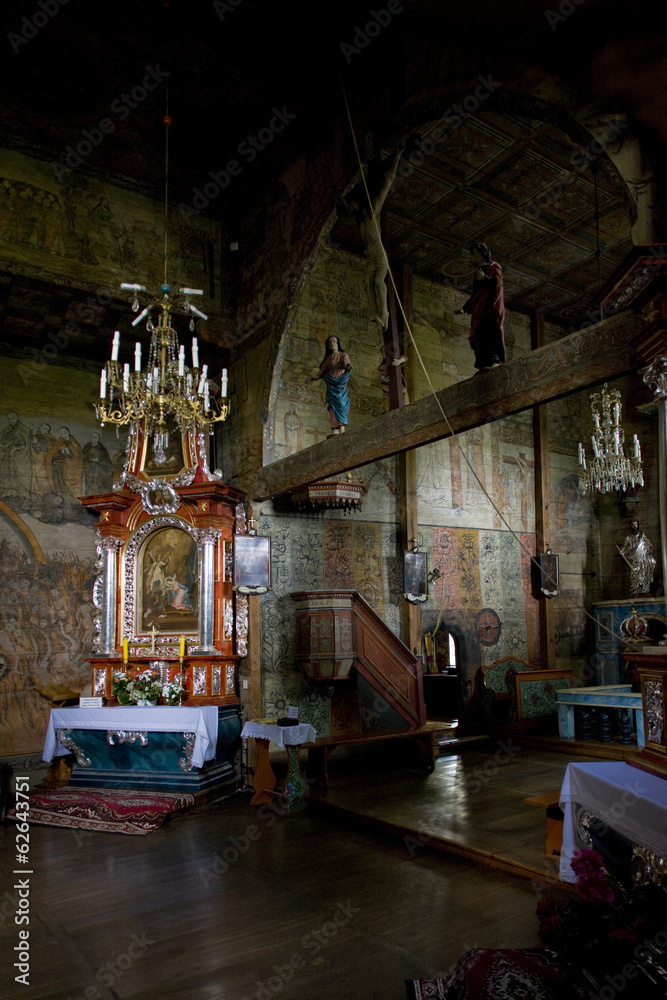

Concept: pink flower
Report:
left=571, top=848, right=606, bottom=881
left=577, top=879, right=615, bottom=904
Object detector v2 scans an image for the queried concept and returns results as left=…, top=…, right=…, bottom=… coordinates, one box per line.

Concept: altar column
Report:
left=640, top=339, right=667, bottom=593
left=98, top=534, right=123, bottom=656
left=195, top=527, right=222, bottom=654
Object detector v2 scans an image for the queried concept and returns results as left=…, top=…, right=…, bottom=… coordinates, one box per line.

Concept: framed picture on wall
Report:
left=234, top=534, right=271, bottom=594
left=404, top=550, right=428, bottom=603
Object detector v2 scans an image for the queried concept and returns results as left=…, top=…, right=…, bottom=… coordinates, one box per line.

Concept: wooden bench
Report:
left=306, top=722, right=449, bottom=787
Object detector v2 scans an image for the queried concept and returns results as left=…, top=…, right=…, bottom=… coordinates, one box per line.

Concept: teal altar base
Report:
left=66, top=704, right=241, bottom=793
left=556, top=685, right=644, bottom=747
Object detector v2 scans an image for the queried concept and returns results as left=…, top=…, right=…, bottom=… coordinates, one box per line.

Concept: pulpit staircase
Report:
left=290, top=591, right=446, bottom=779
left=291, top=589, right=425, bottom=727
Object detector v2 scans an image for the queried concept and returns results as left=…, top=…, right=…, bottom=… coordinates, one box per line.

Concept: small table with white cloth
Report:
left=240, top=721, right=317, bottom=812
left=559, top=761, right=667, bottom=884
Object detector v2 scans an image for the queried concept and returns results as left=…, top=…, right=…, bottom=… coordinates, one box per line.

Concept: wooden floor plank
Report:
left=0, top=746, right=595, bottom=1000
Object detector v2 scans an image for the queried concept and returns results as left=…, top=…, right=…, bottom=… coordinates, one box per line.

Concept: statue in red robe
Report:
left=458, top=242, right=506, bottom=371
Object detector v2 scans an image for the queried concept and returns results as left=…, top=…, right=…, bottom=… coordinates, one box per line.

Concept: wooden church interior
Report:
left=1, top=1, right=667, bottom=997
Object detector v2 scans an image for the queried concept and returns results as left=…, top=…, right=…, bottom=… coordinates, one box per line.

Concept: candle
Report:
left=111, top=330, right=120, bottom=362
left=221, top=368, right=228, bottom=397
left=123, top=638, right=128, bottom=663
left=179, top=635, right=185, bottom=658
left=198, top=374, right=205, bottom=395
left=204, top=383, right=210, bottom=410
left=134, top=342, right=141, bottom=371
left=100, top=369, right=107, bottom=399
left=123, top=363, right=130, bottom=392
left=192, top=337, right=199, bottom=369
left=153, top=366, right=159, bottom=391
left=178, top=345, right=185, bottom=376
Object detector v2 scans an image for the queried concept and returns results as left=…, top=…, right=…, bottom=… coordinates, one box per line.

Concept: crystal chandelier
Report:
left=577, top=383, right=643, bottom=494
left=96, top=283, right=229, bottom=464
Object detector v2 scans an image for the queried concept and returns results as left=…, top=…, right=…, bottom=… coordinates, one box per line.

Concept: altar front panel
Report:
left=44, top=705, right=242, bottom=792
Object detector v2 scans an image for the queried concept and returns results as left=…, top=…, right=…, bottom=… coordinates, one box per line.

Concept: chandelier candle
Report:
left=95, top=282, right=230, bottom=458
left=578, top=383, right=643, bottom=495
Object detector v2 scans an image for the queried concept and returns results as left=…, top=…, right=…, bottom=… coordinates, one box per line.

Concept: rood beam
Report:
left=253, top=311, right=645, bottom=500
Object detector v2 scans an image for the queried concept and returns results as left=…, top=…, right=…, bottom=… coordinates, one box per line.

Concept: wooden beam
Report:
left=253, top=311, right=645, bottom=501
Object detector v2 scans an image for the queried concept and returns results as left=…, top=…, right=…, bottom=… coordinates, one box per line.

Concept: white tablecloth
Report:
left=240, top=721, right=317, bottom=747
left=559, top=761, right=667, bottom=882
left=43, top=706, right=219, bottom=769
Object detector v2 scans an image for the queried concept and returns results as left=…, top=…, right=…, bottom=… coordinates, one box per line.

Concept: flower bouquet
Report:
left=537, top=849, right=667, bottom=994
left=125, top=669, right=162, bottom=706
left=162, top=676, right=186, bottom=706
left=111, top=671, right=132, bottom=706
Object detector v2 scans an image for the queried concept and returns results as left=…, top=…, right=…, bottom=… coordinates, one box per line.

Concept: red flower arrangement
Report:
left=536, top=849, right=664, bottom=978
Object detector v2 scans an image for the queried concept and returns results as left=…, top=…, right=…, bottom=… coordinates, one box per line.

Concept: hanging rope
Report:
left=337, top=71, right=626, bottom=651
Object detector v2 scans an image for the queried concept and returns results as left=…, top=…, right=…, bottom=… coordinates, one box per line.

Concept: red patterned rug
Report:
left=8, top=786, right=195, bottom=835
left=406, top=949, right=589, bottom=999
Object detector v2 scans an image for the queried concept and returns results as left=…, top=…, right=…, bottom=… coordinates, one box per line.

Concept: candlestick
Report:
left=123, top=638, right=128, bottom=664
left=179, top=635, right=185, bottom=658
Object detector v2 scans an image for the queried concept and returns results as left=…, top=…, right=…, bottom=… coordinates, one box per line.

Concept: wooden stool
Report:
left=524, top=792, right=564, bottom=857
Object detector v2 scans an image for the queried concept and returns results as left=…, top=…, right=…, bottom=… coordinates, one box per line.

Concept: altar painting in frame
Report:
left=138, top=526, right=199, bottom=634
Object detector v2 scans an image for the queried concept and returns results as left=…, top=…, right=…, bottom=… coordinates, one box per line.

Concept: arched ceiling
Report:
left=0, top=0, right=664, bottom=353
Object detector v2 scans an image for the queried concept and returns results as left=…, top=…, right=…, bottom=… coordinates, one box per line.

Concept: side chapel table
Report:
left=240, top=721, right=317, bottom=813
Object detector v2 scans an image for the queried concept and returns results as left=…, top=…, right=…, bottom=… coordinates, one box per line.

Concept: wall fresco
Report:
left=0, top=360, right=124, bottom=754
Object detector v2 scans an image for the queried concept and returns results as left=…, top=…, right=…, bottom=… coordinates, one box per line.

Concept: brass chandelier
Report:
left=577, top=383, right=643, bottom=495
left=96, top=282, right=229, bottom=465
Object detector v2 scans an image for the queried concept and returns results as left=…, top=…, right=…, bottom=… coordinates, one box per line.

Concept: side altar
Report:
left=68, top=281, right=251, bottom=792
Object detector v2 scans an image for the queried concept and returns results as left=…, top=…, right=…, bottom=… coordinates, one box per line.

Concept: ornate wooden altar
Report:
left=81, top=421, right=247, bottom=703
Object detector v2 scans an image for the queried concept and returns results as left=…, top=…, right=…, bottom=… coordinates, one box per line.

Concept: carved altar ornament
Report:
left=116, top=467, right=197, bottom=515
left=107, top=730, right=149, bottom=746
left=642, top=355, right=667, bottom=399
left=236, top=593, right=249, bottom=658
left=620, top=609, right=650, bottom=642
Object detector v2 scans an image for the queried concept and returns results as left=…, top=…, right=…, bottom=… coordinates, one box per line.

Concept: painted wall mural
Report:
left=257, top=243, right=605, bottom=734
left=0, top=359, right=122, bottom=755
left=0, top=150, right=222, bottom=322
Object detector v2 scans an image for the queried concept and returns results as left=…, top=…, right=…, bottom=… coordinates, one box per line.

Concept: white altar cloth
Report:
left=559, top=761, right=667, bottom=882
left=240, top=721, right=317, bottom=747
left=43, top=706, right=219, bottom=770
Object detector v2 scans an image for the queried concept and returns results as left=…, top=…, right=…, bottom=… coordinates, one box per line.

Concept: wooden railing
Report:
left=291, top=590, right=425, bottom=727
